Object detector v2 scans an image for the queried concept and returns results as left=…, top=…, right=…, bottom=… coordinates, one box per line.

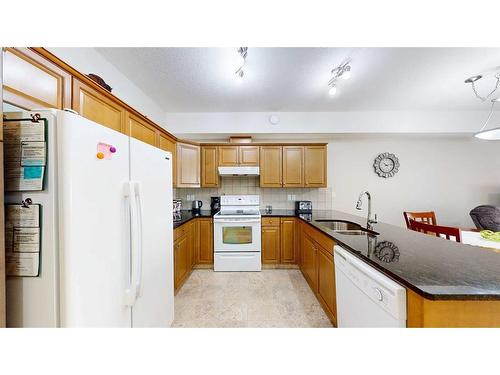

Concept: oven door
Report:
left=213, top=217, right=261, bottom=252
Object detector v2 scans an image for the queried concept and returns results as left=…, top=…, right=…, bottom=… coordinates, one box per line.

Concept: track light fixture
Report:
left=328, top=60, right=351, bottom=97
left=235, top=47, right=248, bottom=82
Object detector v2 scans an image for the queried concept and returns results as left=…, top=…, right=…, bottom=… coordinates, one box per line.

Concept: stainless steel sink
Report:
left=315, top=219, right=378, bottom=236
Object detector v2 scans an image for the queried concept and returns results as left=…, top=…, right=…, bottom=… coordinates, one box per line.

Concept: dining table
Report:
left=461, top=230, right=500, bottom=253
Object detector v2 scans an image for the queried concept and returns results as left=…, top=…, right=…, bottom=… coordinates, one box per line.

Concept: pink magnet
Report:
left=110, top=146, right=117, bottom=153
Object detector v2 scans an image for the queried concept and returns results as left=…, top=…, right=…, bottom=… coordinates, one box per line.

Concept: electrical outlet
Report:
left=291, top=194, right=296, bottom=201
left=287, top=194, right=292, bottom=201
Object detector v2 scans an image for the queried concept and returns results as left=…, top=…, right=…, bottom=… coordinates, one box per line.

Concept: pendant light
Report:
left=474, top=98, right=500, bottom=140
left=465, top=69, right=500, bottom=140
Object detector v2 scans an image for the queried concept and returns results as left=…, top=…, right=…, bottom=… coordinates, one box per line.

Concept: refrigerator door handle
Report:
left=124, top=181, right=139, bottom=307
left=134, top=182, right=144, bottom=298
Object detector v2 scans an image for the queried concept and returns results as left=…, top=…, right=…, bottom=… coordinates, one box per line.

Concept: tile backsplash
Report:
left=174, top=176, right=335, bottom=211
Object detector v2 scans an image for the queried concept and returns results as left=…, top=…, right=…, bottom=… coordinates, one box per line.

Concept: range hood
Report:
left=218, top=166, right=260, bottom=176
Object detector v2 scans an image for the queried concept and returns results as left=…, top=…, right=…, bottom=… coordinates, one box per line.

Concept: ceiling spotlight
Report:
left=328, top=60, right=351, bottom=97
left=328, top=85, right=337, bottom=96
left=235, top=47, right=248, bottom=82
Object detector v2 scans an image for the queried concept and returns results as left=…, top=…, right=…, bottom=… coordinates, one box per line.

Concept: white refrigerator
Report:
left=4, top=110, right=174, bottom=327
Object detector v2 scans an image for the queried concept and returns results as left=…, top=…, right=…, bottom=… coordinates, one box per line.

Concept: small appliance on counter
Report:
left=173, top=199, right=182, bottom=213
left=295, top=200, right=312, bottom=213
left=192, top=200, right=203, bottom=213
left=173, top=212, right=182, bottom=222
left=210, top=196, right=221, bottom=215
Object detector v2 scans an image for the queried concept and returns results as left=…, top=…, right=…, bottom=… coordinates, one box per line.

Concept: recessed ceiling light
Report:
left=328, top=85, right=337, bottom=96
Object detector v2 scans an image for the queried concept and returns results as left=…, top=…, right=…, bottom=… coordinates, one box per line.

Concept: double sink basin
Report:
left=315, top=219, right=379, bottom=236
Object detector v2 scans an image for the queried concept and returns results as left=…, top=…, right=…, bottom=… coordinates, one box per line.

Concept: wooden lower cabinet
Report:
left=198, top=218, right=214, bottom=264
left=174, top=218, right=214, bottom=294
left=261, top=225, right=281, bottom=264
left=301, top=233, right=318, bottom=291
left=299, top=222, right=337, bottom=326
left=174, top=231, right=191, bottom=293
left=317, top=248, right=337, bottom=325
left=280, top=218, right=296, bottom=263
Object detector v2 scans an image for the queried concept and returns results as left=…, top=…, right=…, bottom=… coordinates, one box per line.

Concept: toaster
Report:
left=295, top=201, right=312, bottom=213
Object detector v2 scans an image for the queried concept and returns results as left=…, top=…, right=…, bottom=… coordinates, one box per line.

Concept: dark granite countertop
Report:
left=173, top=210, right=213, bottom=229
left=299, top=210, right=500, bottom=301
left=173, top=208, right=499, bottom=300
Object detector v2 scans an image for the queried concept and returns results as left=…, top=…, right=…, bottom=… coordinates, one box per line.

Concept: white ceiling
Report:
left=96, top=47, right=500, bottom=112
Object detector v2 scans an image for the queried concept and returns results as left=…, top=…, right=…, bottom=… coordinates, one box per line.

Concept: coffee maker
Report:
left=210, top=196, right=221, bottom=214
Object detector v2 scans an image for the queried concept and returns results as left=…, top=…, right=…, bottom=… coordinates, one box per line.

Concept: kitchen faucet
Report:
left=356, top=191, right=377, bottom=229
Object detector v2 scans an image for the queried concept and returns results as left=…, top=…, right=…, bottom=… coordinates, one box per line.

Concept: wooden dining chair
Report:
left=408, top=219, right=461, bottom=243
left=403, top=211, right=437, bottom=229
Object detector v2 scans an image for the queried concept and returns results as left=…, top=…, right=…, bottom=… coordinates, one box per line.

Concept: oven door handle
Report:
left=214, top=218, right=261, bottom=224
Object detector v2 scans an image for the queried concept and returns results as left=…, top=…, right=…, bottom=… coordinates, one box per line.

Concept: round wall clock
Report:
left=373, top=152, right=400, bottom=178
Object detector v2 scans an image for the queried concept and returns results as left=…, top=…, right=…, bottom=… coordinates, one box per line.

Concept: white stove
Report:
left=213, top=195, right=261, bottom=271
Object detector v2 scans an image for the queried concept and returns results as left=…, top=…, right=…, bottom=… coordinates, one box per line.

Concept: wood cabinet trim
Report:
left=29, top=48, right=178, bottom=142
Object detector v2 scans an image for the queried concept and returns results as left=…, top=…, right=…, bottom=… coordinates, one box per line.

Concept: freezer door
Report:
left=57, top=111, right=132, bottom=327
left=129, top=138, right=173, bottom=327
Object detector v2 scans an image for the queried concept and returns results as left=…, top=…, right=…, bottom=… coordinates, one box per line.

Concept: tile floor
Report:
left=172, top=269, right=333, bottom=328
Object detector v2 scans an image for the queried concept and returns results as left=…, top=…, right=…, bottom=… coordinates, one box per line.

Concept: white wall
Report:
left=166, top=111, right=490, bottom=135
left=328, top=135, right=500, bottom=228
left=48, top=48, right=166, bottom=126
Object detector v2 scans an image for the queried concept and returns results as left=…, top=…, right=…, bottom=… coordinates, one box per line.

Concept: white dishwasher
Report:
left=334, top=245, right=407, bottom=327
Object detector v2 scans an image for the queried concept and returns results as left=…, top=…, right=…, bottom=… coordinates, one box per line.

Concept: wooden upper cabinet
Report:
left=176, top=142, right=200, bottom=187
left=2, top=47, right=71, bottom=110
left=280, top=218, right=296, bottom=264
left=72, top=79, right=126, bottom=133
left=218, top=145, right=259, bottom=166
left=304, top=145, right=327, bottom=187
left=283, top=146, right=304, bottom=187
left=218, top=146, right=239, bottom=166
left=158, top=133, right=177, bottom=186
left=127, top=111, right=158, bottom=147
left=239, top=146, right=259, bottom=166
left=201, top=146, right=219, bottom=187
left=260, top=146, right=283, bottom=187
